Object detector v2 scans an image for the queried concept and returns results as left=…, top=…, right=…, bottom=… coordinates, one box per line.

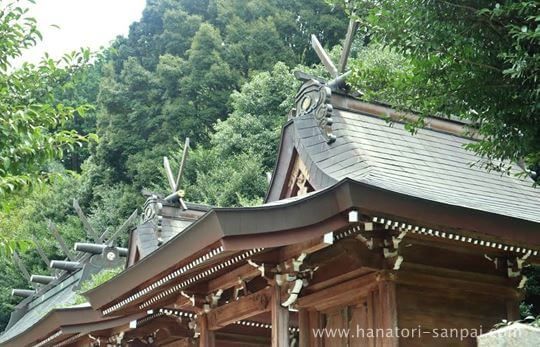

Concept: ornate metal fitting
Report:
left=142, top=196, right=163, bottom=223
left=142, top=196, right=164, bottom=245
left=292, top=79, right=336, bottom=144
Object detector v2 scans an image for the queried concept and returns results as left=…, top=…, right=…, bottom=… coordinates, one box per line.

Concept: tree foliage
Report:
left=2, top=0, right=540, bottom=332
left=345, top=0, right=539, bottom=174
left=93, top=0, right=346, bottom=190
left=0, top=0, right=347, bottom=328
left=0, top=0, right=344, bottom=321
left=343, top=0, right=540, bottom=315
left=0, top=1, right=95, bottom=195
left=177, top=62, right=301, bottom=206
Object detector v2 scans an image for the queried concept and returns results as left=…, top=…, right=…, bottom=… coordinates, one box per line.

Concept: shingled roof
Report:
left=0, top=272, right=82, bottom=345
left=0, top=245, right=127, bottom=346
left=267, top=86, right=540, bottom=224
left=127, top=199, right=210, bottom=266
left=84, top=80, right=540, bottom=315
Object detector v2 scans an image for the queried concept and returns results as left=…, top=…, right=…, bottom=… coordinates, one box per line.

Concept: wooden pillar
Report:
left=309, top=310, right=323, bottom=347
left=506, top=298, right=521, bottom=321
left=199, top=313, right=215, bottom=347
left=378, top=279, right=398, bottom=347
left=299, top=309, right=309, bottom=347
left=271, top=285, right=289, bottom=347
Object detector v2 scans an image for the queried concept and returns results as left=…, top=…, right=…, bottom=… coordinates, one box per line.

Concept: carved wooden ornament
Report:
left=292, top=79, right=336, bottom=144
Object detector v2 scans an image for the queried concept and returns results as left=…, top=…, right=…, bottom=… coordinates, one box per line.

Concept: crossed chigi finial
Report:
left=11, top=199, right=137, bottom=295
left=309, top=14, right=359, bottom=90
left=163, top=137, right=190, bottom=210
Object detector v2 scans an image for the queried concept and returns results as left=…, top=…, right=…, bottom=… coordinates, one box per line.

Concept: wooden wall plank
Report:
left=298, top=273, right=377, bottom=311
left=309, top=310, right=323, bottom=347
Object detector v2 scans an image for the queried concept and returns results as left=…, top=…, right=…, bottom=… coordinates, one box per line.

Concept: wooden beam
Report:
left=164, top=156, right=177, bottom=192
left=307, top=268, right=374, bottom=294
left=105, top=209, right=138, bottom=244
left=207, top=287, right=272, bottom=330
left=311, top=34, right=338, bottom=78
left=297, top=273, right=378, bottom=311
left=175, top=138, right=190, bottom=189
left=124, top=317, right=192, bottom=340
left=206, top=263, right=272, bottom=293
left=162, top=339, right=196, bottom=347
left=12, top=252, right=31, bottom=281
left=278, top=232, right=334, bottom=263
left=300, top=237, right=382, bottom=295
left=73, top=199, right=99, bottom=242
left=271, top=284, right=289, bottom=347
left=31, top=236, right=51, bottom=267
left=309, top=311, right=323, bottom=347
left=48, top=221, right=77, bottom=261
left=215, top=332, right=271, bottom=347
left=174, top=294, right=193, bottom=310
left=395, top=265, right=520, bottom=297
left=338, top=18, right=359, bottom=73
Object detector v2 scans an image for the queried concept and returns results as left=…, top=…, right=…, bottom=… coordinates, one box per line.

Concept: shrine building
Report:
left=1, top=77, right=540, bottom=346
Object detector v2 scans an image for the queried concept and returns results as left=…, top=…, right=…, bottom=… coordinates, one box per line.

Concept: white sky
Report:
left=17, top=0, right=146, bottom=64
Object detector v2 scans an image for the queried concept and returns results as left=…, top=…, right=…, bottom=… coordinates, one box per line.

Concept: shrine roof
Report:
left=128, top=200, right=211, bottom=265
left=268, top=89, right=540, bottom=224
left=0, top=244, right=128, bottom=346
left=84, top=86, right=540, bottom=316
left=0, top=271, right=82, bottom=345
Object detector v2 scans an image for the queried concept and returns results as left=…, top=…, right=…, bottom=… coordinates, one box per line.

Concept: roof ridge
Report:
left=331, top=92, right=479, bottom=140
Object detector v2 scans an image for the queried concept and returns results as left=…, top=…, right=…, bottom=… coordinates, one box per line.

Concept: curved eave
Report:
left=85, top=178, right=540, bottom=312
left=265, top=119, right=294, bottom=203
left=0, top=305, right=144, bottom=347
left=0, top=307, right=99, bottom=347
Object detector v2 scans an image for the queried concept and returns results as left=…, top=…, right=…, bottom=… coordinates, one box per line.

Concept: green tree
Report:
left=55, top=60, right=104, bottom=172
left=159, top=9, right=203, bottom=56
left=0, top=0, right=350, bottom=328
left=344, top=0, right=539, bottom=175
left=179, top=63, right=303, bottom=206
left=0, top=164, right=141, bottom=329
left=0, top=170, right=86, bottom=327
left=91, top=0, right=347, bottom=191
left=342, top=0, right=540, bottom=316
left=178, top=23, right=237, bottom=139
left=0, top=1, right=94, bottom=195
left=211, top=62, right=300, bottom=170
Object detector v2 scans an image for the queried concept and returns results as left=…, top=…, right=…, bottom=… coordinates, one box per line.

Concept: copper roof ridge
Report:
left=331, top=92, right=480, bottom=140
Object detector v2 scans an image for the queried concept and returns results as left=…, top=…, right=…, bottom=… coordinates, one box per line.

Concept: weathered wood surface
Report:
left=298, top=273, right=377, bottom=311
left=73, top=198, right=99, bottom=242
left=215, top=332, right=270, bottom=347
left=207, top=287, right=271, bottom=331
left=199, top=313, right=215, bottom=347
left=271, top=284, right=289, bottom=347
left=298, top=309, right=310, bottom=347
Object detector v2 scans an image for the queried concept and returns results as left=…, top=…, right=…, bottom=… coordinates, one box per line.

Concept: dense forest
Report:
left=0, top=0, right=538, bottom=329
left=0, top=0, right=348, bottom=328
